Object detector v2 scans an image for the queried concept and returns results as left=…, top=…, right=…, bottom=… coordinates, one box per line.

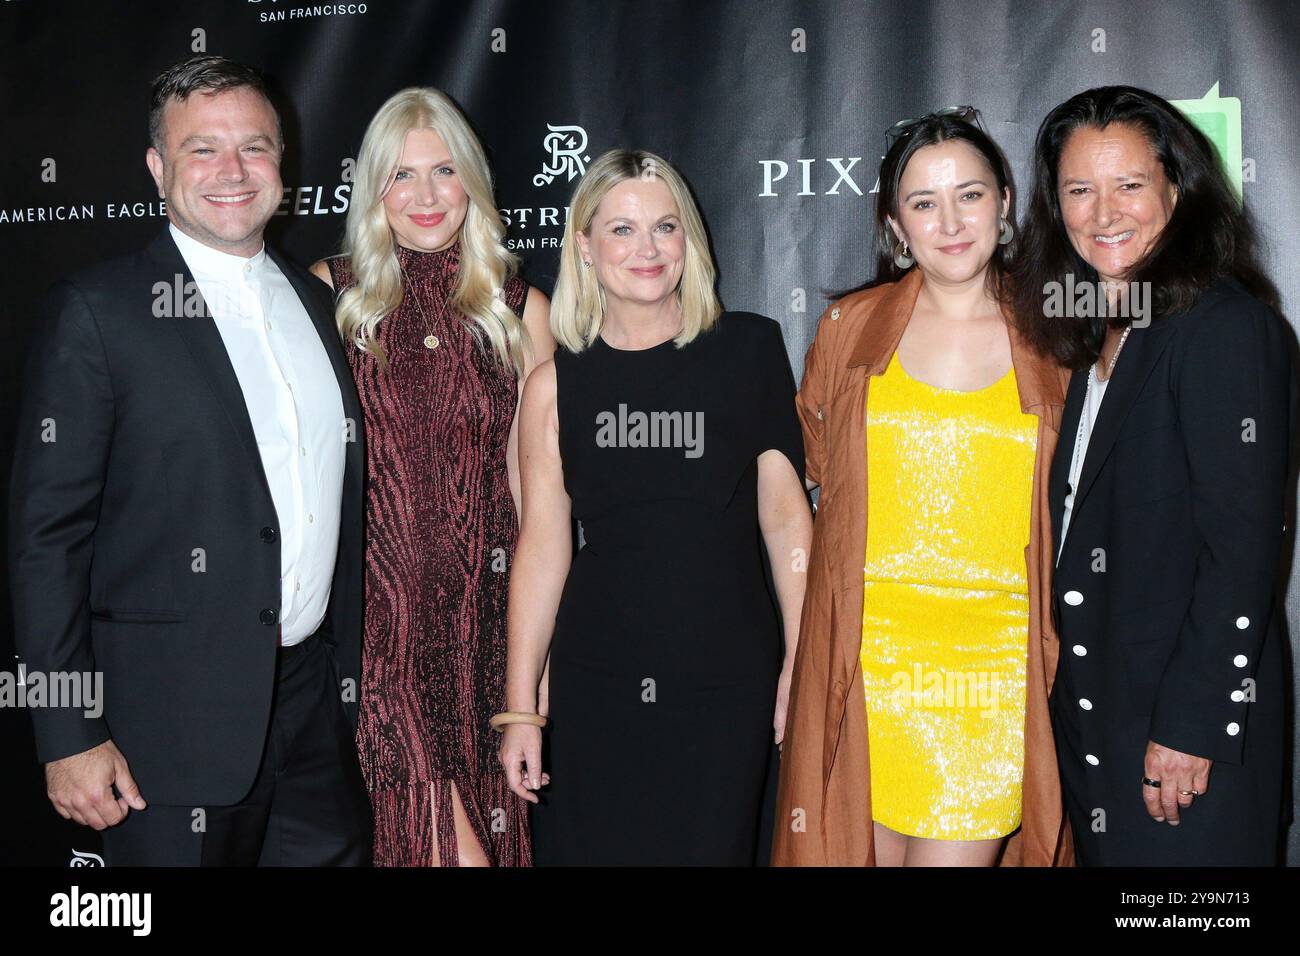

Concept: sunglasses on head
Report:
left=885, top=105, right=984, bottom=148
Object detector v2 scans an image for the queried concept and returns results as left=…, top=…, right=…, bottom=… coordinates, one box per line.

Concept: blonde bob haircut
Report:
left=550, top=149, right=721, bottom=353
left=337, top=87, right=529, bottom=374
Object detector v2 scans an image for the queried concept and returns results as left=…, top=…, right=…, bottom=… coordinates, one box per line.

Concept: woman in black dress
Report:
left=1012, top=86, right=1291, bottom=865
left=498, top=149, right=813, bottom=864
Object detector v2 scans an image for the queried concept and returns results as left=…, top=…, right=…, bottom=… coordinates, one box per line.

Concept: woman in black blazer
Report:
left=1011, top=86, right=1291, bottom=865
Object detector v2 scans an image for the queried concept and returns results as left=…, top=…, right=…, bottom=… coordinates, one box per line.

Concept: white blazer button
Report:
left=1230, top=690, right=1246, bottom=702
left=1063, top=590, right=1083, bottom=606
left=1072, top=644, right=1087, bottom=656
left=1226, top=722, right=1240, bottom=736
left=1085, top=754, right=1100, bottom=765
left=1233, top=654, right=1248, bottom=668
left=1235, top=616, right=1250, bottom=629
left=1078, top=698, right=1093, bottom=710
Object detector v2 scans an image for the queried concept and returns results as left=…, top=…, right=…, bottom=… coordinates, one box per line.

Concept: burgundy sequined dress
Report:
left=327, top=243, right=531, bottom=866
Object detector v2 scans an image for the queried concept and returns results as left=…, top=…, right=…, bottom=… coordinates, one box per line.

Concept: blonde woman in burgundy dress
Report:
left=312, top=88, right=553, bottom=866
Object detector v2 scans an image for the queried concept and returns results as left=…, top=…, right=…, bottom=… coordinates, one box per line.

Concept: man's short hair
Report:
left=148, top=54, right=282, bottom=153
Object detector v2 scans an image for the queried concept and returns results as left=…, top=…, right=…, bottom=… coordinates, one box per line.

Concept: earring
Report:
left=893, top=239, right=913, bottom=270
left=582, top=259, right=592, bottom=267
left=998, top=217, right=1015, bottom=245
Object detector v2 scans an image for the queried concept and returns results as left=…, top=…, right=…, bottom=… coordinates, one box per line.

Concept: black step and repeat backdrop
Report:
left=1, top=0, right=1297, bottom=866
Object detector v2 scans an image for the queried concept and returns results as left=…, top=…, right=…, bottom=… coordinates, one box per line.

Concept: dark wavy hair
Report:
left=1010, top=85, right=1276, bottom=369
left=860, top=110, right=1016, bottom=295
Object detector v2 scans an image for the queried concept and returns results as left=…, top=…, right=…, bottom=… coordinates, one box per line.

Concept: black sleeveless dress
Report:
left=533, top=312, right=805, bottom=865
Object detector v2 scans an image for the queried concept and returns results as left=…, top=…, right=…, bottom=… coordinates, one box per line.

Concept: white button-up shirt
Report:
left=170, top=225, right=345, bottom=645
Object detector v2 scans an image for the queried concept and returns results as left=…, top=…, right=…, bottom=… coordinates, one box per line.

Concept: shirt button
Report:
left=1235, top=616, right=1250, bottom=629
left=307, top=513, right=314, bottom=524
left=1078, top=698, right=1093, bottom=710
left=1063, top=590, right=1083, bottom=606
left=259, top=608, right=277, bottom=625
left=265, top=320, right=272, bottom=330
left=1233, top=654, right=1248, bottom=668
left=1085, top=754, right=1100, bottom=766
left=300, top=447, right=307, bottom=457
left=1072, top=644, right=1087, bottom=656
left=1230, top=689, right=1246, bottom=702
left=1226, top=722, right=1240, bottom=736
left=294, top=579, right=301, bottom=592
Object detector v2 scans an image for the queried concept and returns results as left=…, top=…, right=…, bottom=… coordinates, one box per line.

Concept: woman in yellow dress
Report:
left=773, top=109, right=1073, bottom=867
left=862, top=348, right=1035, bottom=850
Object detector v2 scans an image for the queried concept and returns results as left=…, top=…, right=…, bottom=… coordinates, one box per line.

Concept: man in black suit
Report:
left=8, top=55, right=370, bottom=865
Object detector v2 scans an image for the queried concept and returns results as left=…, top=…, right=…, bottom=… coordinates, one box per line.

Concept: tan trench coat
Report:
left=772, top=270, right=1075, bottom=866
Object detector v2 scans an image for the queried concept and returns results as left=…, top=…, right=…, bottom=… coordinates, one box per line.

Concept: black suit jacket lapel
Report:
left=1059, top=320, right=1178, bottom=564
left=1050, top=367, right=1088, bottom=555
left=147, top=229, right=275, bottom=508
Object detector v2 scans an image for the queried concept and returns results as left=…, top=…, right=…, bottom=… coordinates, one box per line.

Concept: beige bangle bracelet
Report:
left=489, top=711, right=547, bottom=731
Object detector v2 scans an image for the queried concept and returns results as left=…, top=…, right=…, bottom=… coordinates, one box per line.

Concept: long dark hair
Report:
left=1010, top=85, right=1276, bottom=369
left=855, top=110, right=1016, bottom=296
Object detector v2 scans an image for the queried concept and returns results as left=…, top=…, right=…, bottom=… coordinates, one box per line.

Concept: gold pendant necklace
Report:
left=398, top=261, right=440, bottom=350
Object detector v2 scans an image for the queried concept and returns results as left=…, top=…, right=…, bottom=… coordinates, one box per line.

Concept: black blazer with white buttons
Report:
left=8, top=228, right=366, bottom=806
left=1049, top=278, right=1290, bottom=796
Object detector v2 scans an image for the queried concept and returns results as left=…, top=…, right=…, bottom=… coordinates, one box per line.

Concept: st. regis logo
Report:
left=533, top=125, right=591, bottom=188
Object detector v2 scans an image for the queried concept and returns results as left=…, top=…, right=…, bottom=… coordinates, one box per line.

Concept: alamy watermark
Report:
left=1042, top=276, right=1152, bottom=327
left=50, top=886, right=150, bottom=936
left=1, top=665, right=102, bottom=718
left=595, top=405, right=704, bottom=459
left=889, top=664, right=1004, bottom=718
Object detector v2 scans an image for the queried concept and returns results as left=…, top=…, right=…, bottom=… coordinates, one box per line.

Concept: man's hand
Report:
left=1142, top=740, right=1212, bottom=825
left=45, top=740, right=147, bottom=830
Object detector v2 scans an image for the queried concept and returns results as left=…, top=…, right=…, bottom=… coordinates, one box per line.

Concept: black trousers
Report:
left=100, top=632, right=372, bottom=866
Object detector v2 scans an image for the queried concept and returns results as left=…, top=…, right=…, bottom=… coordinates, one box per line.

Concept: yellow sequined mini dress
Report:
left=861, top=351, right=1037, bottom=840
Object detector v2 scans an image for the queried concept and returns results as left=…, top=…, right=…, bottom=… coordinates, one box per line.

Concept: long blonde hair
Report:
left=550, top=149, right=721, bottom=353
left=337, top=87, right=529, bottom=373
